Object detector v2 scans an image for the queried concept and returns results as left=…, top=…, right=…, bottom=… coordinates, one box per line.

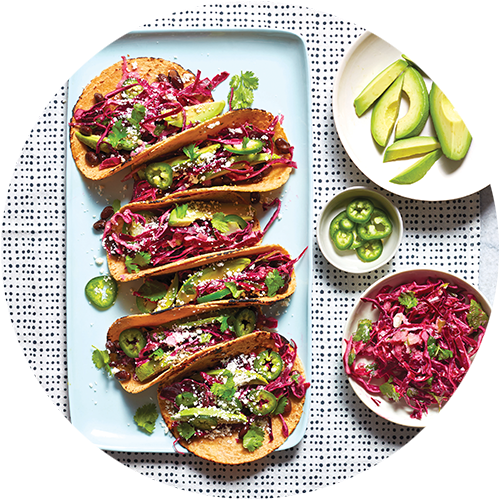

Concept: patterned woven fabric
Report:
left=1, top=3, right=487, bottom=497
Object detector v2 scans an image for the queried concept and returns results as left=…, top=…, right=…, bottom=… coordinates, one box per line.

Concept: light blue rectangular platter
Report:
left=66, top=28, right=312, bottom=453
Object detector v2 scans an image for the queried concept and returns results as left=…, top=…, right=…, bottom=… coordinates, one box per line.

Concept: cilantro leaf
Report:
left=107, top=120, right=128, bottom=148
left=265, top=269, right=285, bottom=297
left=211, top=212, right=230, bottom=233
left=150, top=348, right=165, bottom=360
left=210, top=370, right=236, bottom=401
left=91, top=346, right=112, bottom=376
left=398, top=291, right=418, bottom=310
left=228, top=71, right=260, bottom=110
left=380, top=379, right=400, bottom=402
left=170, top=203, right=189, bottom=221
left=125, top=251, right=151, bottom=273
left=138, top=280, right=167, bottom=301
left=353, top=319, right=372, bottom=343
left=242, top=424, right=265, bottom=452
left=177, top=422, right=195, bottom=440
left=273, top=395, right=289, bottom=415
left=427, top=336, right=454, bottom=361
left=467, top=299, right=489, bottom=329
left=129, top=103, right=146, bottom=126
left=134, top=403, right=158, bottom=434
left=183, top=143, right=201, bottom=161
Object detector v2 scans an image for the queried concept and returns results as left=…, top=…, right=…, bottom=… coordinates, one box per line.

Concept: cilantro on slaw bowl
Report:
left=342, top=269, right=490, bottom=427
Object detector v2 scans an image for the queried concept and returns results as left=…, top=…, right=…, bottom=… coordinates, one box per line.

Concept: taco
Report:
left=157, top=330, right=309, bottom=464
left=70, top=56, right=229, bottom=180
left=131, top=244, right=305, bottom=308
left=104, top=302, right=278, bottom=394
left=126, top=108, right=296, bottom=202
left=103, top=192, right=281, bottom=282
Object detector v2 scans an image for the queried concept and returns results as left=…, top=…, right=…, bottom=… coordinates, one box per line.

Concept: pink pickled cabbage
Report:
left=102, top=199, right=281, bottom=267
left=128, top=117, right=297, bottom=200
left=343, top=278, right=487, bottom=419
left=70, top=56, right=228, bottom=166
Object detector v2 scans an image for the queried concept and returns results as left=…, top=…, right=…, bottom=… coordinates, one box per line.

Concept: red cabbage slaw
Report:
left=343, top=278, right=488, bottom=420
left=158, top=332, right=309, bottom=446
left=128, top=116, right=297, bottom=201
left=71, top=56, right=229, bottom=169
left=102, top=199, right=281, bottom=269
left=106, top=308, right=277, bottom=380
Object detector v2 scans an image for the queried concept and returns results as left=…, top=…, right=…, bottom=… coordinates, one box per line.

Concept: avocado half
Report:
left=429, top=59, right=479, bottom=160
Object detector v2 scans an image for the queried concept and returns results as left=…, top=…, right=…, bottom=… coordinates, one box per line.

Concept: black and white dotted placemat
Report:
left=2, top=3, right=486, bottom=497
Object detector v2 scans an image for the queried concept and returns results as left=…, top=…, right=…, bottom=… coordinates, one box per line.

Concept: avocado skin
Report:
left=430, top=58, right=479, bottom=160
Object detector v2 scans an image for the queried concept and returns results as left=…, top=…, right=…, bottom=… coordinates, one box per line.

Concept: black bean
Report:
left=79, top=125, right=93, bottom=136
left=94, top=92, right=105, bottom=103
left=100, top=206, right=115, bottom=220
left=114, top=371, right=131, bottom=382
left=168, top=69, right=184, bottom=90
left=157, top=73, right=168, bottom=83
left=275, top=138, right=291, bottom=154
left=85, top=151, right=100, bottom=166
left=250, top=192, right=260, bottom=204
left=93, top=219, right=107, bottom=231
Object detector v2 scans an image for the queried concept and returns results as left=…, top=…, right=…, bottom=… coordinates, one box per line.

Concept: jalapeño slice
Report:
left=254, top=349, right=283, bottom=381
left=332, top=229, right=354, bottom=251
left=234, top=308, right=257, bottom=337
left=175, top=392, right=198, bottom=408
left=247, top=389, right=278, bottom=416
left=356, top=239, right=384, bottom=262
left=145, top=162, right=173, bottom=189
left=357, top=209, right=393, bottom=241
left=119, top=328, right=147, bottom=358
left=346, top=198, right=375, bottom=223
left=85, top=275, right=118, bottom=310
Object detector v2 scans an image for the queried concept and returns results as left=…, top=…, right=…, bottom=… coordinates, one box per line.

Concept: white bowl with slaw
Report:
left=342, top=268, right=491, bottom=427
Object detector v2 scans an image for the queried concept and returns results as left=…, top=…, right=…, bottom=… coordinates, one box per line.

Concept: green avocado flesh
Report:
left=136, top=357, right=172, bottom=382
left=370, top=73, right=404, bottom=147
left=402, top=50, right=444, bottom=75
left=165, top=100, right=225, bottom=128
left=395, top=67, right=430, bottom=140
left=430, top=59, right=479, bottom=160
left=390, top=148, right=443, bottom=184
left=75, top=131, right=111, bottom=153
left=354, top=59, right=408, bottom=117
left=172, top=407, right=247, bottom=425
left=168, top=201, right=253, bottom=227
left=383, top=136, right=441, bottom=162
left=205, top=368, right=268, bottom=386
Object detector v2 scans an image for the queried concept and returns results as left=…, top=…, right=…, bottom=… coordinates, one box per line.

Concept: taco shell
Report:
left=129, top=108, right=294, bottom=200
left=157, top=330, right=307, bottom=464
left=107, top=302, right=265, bottom=394
left=106, top=191, right=264, bottom=282
left=70, top=57, right=212, bottom=181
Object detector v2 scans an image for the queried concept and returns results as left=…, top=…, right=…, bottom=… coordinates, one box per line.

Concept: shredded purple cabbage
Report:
left=343, top=278, right=487, bottom=419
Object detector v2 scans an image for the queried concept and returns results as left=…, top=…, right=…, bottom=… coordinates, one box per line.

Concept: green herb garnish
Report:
left=91, top=346, right=112, bottom=376
left=134, top=403, right=158, bottom=434
left=228, top=71, right=259, bottom=110
left=242, top=424, right=265, bottom=452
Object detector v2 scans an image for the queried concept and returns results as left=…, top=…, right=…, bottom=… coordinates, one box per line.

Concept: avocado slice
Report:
left=175, top=258, right=251, bottom=306
left=205, top=368, right=269, bottom=387
left=395, top=67, right=430, bottom=140
left=402, top=50, right=444, bottom=75
left=223, top=139, right=264, bottom=155
left=172, top=406, right=247, bottom=425
left=165, top=100, right=225, bottom=128
left=370, top=73, right=404, bottom=147
left=383, top=136, right=441, bottom=162
left=168, top=201, right=254, bottom=227
left=75, top=130, right=111, bottom=153
left=354, top=59, right=408, bottom=117
left=390, top=148, right=443, bottom=185
left=135, top=356, right=173, bottom=382
left=430, top=59, right=479, bottom=160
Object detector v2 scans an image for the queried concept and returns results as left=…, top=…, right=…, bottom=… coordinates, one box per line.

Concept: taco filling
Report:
left=133, top=246, right=305, bottom=311
left=106, top=307, right=276, bottom=384
left=70, top=56, right=228, bottom=170
left=129, top=117, right=296, bottom=201
left=103, top=198, right=281, bottom=273
left=158, top=332, right=309, bottom=454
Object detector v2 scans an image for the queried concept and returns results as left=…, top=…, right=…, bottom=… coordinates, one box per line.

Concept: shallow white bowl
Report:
left=316, top=186, right=403, bottom=273
left=342, top=268, right=491, bottom=427
left=332, top=31, right=486, bottom=201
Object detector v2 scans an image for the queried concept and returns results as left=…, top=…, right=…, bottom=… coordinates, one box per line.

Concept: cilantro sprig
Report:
left=91, top=346, right=112, bottom=376
left=265, top=269, right=285, bottom=297
left=125, top=251, right=151, bottom=273
left=228, top=71, right=259, bottom=110
left=134, top=403, right=159, bottom=434
left=242, top=424, right=265, bottom=452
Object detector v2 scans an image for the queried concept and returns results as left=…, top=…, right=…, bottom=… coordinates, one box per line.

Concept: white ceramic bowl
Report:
left=316, top=186, right=403, bottom=273
left=332, top=31, right=486, bottom=201
left=342, top=268, right=491, bottom=427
